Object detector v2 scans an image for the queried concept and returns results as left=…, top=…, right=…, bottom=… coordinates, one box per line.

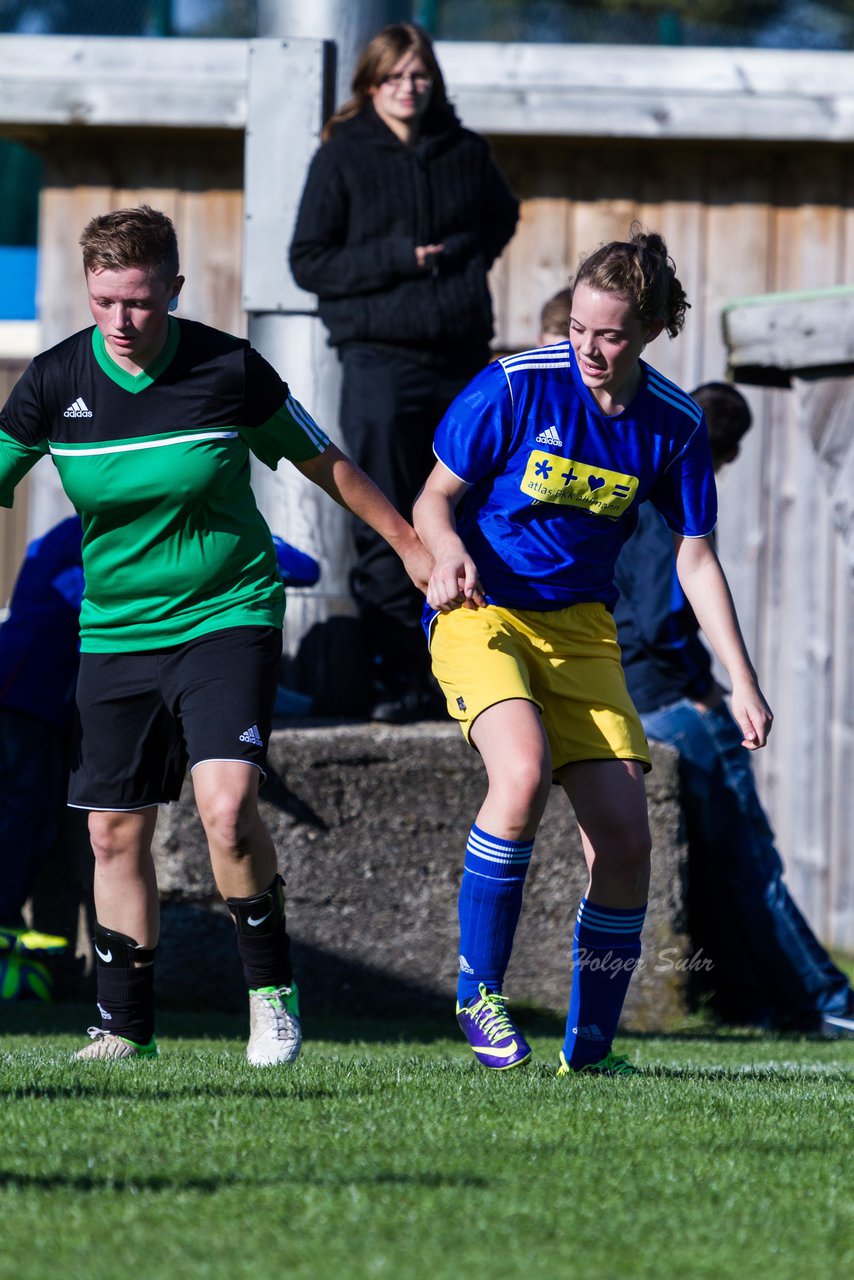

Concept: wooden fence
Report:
left=0, top=34, right=851, bottom=946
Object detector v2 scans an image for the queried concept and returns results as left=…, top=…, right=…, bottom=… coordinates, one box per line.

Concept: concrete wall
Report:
left=150, top=724, right=691, bottom=1032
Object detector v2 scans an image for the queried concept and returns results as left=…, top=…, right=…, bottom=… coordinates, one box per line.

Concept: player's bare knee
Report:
left=88, top=811, right=139, bottom=865
left=601, top=836, right=651, bottom=893
left=614, top=827, right=652, bottom=874
left=488, top=760, right=551, bottom=830
left=198, top=790, right=256, bottom=858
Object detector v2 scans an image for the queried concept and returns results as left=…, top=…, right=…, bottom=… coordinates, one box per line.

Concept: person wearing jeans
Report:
left=613, top=382, right=854, bottom=1036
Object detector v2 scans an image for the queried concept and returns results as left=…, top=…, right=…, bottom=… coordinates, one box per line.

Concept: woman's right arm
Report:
left=289, top=148, right=421, bottom=298
left=413, top=462, right=486, bottom=612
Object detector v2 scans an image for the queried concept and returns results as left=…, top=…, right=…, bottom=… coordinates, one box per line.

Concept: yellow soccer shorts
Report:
left=429, top=601, right=650, bottom=773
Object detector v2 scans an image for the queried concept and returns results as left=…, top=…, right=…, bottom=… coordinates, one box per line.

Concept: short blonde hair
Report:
left=80, top=205, right=179, bottom=281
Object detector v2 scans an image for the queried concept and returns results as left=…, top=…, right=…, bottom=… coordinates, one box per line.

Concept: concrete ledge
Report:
left=151, top=723, right=690, bottom=1032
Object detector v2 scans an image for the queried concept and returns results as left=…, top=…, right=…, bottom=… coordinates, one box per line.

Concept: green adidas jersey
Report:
left=0, top=318, right=329, bottom=652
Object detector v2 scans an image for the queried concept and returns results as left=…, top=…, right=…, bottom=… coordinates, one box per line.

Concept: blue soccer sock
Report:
left=562, top=897, right=647, bottom=1070
left=456, top=824, right=534, bottom=1007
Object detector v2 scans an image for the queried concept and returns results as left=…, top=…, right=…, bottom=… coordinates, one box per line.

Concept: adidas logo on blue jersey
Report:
left=239, top=724, right=263, bottom=746
left=534, top=424, right=562, bottom=448
left=63, top=397, right=93, bottom=418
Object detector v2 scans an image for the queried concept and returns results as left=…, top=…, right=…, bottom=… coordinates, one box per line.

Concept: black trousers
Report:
left=339, top=346, right=485, bottom=682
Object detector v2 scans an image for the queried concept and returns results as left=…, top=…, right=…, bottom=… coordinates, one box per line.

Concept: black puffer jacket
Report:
left=289, top=103, right=518, bottom=365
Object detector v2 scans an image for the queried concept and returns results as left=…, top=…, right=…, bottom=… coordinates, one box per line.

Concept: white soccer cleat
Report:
left=73, top=1027, right=158, bottom=1060
left=247, top=983, right=302, bottom=1065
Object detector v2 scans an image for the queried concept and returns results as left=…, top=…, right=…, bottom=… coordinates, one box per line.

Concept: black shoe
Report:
left=371, top=679, right=445, bottom=724
left=371, top=685, right=428, bottom=724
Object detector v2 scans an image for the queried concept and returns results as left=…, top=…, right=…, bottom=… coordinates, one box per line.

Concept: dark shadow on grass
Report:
left=0, top=1082, right=341, bottom=1102
left=4, top=999, right=820, bottom=1050
left=0, top=1168, right=487, bottom=1192
left=1, top=1003, right=569, bottom=1048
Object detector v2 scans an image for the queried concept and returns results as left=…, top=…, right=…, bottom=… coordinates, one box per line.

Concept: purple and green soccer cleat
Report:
left=456, top=983, right=532, bottom=1069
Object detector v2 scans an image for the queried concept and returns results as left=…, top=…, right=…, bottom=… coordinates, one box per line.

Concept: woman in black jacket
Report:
left=290, top=22, right=518, bottom=722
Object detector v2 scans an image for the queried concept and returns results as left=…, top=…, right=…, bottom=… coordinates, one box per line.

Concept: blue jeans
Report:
left=641, top=699, right=850, bottom=1026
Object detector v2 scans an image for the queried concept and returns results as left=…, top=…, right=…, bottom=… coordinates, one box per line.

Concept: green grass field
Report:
left=1, top=1002, right=852, bottom=1280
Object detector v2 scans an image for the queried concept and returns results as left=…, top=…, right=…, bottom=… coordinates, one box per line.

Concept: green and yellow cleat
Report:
left=0, top=926, right=69, bottom=954
left=558, top=1049, right=640, bottom=1077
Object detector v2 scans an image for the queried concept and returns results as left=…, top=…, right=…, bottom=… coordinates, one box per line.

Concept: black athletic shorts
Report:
left=69, top=626, right=282, bottom=811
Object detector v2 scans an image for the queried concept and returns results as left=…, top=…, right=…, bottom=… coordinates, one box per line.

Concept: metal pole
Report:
left=257, top=0, right=410, bottom=105
left=248, top=1, right=410, bottom=709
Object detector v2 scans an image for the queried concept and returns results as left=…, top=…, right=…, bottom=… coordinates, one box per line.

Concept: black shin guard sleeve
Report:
left=92, top=923, right=156, bottom=1043
left=95, top=962, right=155, bottom=1045
left=227, top=874, right=293, bottom=989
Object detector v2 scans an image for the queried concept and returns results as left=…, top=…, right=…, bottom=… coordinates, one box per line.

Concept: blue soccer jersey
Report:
left=432, top=342, right=717, bottom=612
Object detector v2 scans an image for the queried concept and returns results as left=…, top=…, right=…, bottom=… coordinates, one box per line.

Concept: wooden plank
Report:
left=802, top=376, right=854, bottom=569
left=0, top=35, right=248, bottom=132
left=181, top=186, right=246, bottom=337
left=656, top=159, right=706, bottom=391
left=702, top=153, right=775, bottom=670
left=453, top=88, right=854, bottom=143
left=740, top=167, right=853, bottom=936
left=565, top=143, right=642, bottom=343
left=713, top=387, right=770, bottom=666
left=778, top=377, right=848, bottom=937
left=828, top=546, right=854, bottom=948
left=2, top=36, right=853, bottom=143
left=844, top=157, right=854, bottom=285
left=503, top=197, right=572, bottom=350
left=746, top=387, right=792, bottom=863
left=725, top=292, right=854, bottom=375
left=438, top=41, right=854, bottom=98
left=38, top=175, right=113, bottom=348
left=634, top=145, right=698, bottom=388
left=439, top=43, right=854, bottom=141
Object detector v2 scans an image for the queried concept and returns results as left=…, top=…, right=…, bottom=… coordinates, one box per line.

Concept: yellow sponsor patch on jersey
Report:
left=520, top=450, right=638, bottom=520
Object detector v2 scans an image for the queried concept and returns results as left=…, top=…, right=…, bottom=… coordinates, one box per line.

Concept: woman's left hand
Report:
left=730, top=679, right=774, bottom=750
left=415, top=243, right=445, bottom=271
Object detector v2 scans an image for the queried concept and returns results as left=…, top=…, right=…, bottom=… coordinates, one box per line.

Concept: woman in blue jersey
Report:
left=0, top=206, right=432, bottom=1065
left=413, top=228, right=772, bottom=1075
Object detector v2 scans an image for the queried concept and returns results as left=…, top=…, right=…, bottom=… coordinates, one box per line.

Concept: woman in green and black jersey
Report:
left=0, top=205, right=431, bottom=1065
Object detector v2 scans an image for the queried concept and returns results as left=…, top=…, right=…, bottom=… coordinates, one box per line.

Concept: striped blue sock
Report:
left=562, top=897, right=647, bottom=1069
left=456, top=824, right=534, bottom=1007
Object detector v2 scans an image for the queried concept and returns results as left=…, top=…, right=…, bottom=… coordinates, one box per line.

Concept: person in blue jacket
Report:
left=0, top=514, right=83, bottom=935
left=613, top=381, right=854, bottom=1037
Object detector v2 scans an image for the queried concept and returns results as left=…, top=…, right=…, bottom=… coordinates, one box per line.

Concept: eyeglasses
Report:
left=382, top=71, right=433, bottom=91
